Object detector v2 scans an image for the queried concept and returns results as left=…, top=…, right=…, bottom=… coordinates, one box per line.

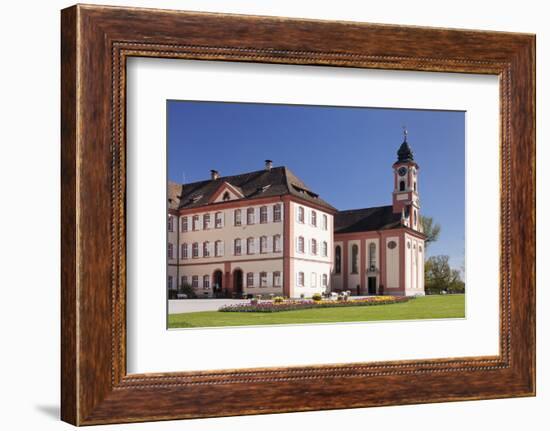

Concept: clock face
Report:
left=398, top=167, right=408, bottom=177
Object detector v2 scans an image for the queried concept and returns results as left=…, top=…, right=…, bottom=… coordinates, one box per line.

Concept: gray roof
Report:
left=334, top=205, right=402, bottom=234
left=168, top=166, right=336, bottom=212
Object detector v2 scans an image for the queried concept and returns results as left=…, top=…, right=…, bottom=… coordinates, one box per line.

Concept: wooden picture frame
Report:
left=61, top=4, right=535, bottom=425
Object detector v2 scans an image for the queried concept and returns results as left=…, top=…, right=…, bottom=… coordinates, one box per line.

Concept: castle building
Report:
left=167, top=134, right=426, bottom=298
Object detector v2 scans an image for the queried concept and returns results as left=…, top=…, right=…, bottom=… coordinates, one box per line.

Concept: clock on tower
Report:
left=392, top=128, right=421, bottom=231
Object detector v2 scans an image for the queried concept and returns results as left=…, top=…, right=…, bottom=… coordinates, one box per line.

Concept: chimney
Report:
left=210, top=170, right=220, bottom=180
left=265, top=159, right=273, bottom=171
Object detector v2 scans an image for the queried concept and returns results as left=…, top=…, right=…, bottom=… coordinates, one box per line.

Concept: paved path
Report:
left=168, top=299, right=247, bottom=314
left=168, top=296, right=376, bottom=314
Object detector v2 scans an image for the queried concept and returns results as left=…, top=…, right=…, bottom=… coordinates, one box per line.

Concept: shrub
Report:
left=273, top=296, right=284, bottom=303
left=312, top=293, right=322, bottom=301
left=178, top=283, right=196, bottom=299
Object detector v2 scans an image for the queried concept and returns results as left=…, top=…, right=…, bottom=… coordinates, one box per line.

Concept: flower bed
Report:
left=218, top=296, right=412, bottom=313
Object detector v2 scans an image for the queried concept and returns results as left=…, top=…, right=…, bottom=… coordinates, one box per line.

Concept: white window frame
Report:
left=260, top=206, right=268, bottom=224
left=273, top=204, right=282, bottom=222
left=247, top=237, right=255, bottom=255
left=203, top=213, right=211, bottom=230
left=181, top=243, right=188, bottom=259
left=298, top=206, right=305, bottom=223
left=191, top=275, right=199, bottom=288
left=246, top=272, right=254, bottom=287
left=297, top=271, right=304, bottom=287
left=273, top=234, right=281, bottom=253
left=311, top=210, right=317, bottom=227
left=234, top=209, right=242, bottom=226
left=181, top=216, right=188, bottom=232
left=260, top=272, right=268, bottom=287
left=215, top=211, right=223, bottom=228
left=260, top=236, right=268, bottom=254
left=247, top=207, right=255, bottom=225
left=322, top=214, right=328, bottom=230
left=167, top=216, right=173, bottom=232
left=192, top=215, right=199, bottom=231
left=234, top=238, right=242, bottom=255
left=273, top=271, right=281, bottom=287
left=311, top=272, right=317, bottom=288
left=167, top=242, right=173, bottom=259
left=192, top=242, right=199, bottom=258
left=203, top=275, right=210, bottom=289
left=203, top=241, right=210, bottom=258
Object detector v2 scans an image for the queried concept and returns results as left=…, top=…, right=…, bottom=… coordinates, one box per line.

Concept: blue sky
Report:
left=167, top=101, right=465, bottom=272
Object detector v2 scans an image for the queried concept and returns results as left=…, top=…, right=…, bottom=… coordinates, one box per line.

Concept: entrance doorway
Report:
left=213, top=270, right=223, bottom=297
left=233, top=269, right=243, bottom=297
left=368, top=277, right=377, bottom=295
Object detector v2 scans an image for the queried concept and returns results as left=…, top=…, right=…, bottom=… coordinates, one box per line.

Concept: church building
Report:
left=167, top=132, right=426, bottom=298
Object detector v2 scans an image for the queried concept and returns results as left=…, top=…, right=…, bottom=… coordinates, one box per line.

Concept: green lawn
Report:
left=168, top=294, right=465, bottom=329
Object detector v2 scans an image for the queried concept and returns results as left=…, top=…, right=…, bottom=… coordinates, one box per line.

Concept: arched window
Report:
left=234, top=238, right=242, bottom=255
left=260, top=236, right=268, bottom=253
left=335, top=246, right=342, bottom=274
left=399, top=180, right=406, bottom=191
left=298, top=206, right=305, bottom=223
left=351, top=244, right=359, bottom=274
left=311, top=239, right=318, bottom=255
left=247, top=207, right=255, bottom=224
left=273, top=204, right=282, bottom=222
left=322, top=241, right=328, bottom=257
left=215, top=212, right=223, bottom=228
left=273, top=234, right=282, bottom=253
left=203, top=241, right=210, bottom=257
left=260, top=272, right=268, bottom=287
left=181, top=216, right=188, bottom=232
left=297, top=272, right=305, bottom=287
left=369, top=243, right=376, bottom=270
left=414, top=210, right=417, bottom=227
left=167, top=216, right=173, bottom=232
left=273, top=271, right=281, bottom=287
left=167, top=243, right=173, bottom=259
left=192, top=242, right=199, bottom=258
left=322, top=214, right=328, bottom=230
left=297, top=236, right=305, bottom=253
left=192, top=215, right=199, bottom=231
left=215, top=240, right=223, bottom=257
left=203, top=213, right=211, bottom=230
left=234, top=209, right=242, bottom=226
left=247, top=237, right=255, bottom=254
left=181, top=243, right=188, bottom=259
left=414, top=182, right=417, bottom=192
left=260, top=206, right=268, bottom=223
left=311, top=210, right=317, bottom=227
left=203, top=275, right=210, bottom=289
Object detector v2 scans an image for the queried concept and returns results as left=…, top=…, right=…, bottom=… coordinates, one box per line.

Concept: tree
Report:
left=420, top=215, right=441, bottom=249
left=424, top=255, right=464, bottom=295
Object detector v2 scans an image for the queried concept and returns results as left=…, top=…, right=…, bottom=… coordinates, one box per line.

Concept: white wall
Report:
left=1, top=1, right=546, bottom=431
left=385, top=236, right=400, bottom=288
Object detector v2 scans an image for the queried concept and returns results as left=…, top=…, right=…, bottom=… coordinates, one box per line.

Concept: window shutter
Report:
left=308, top=239, right=311, bottom=254
left=266, top=272, right=272, bottom=287
left=267, top=206, right=273, bottom=223
left=231, top=239, right=235, bottom=255
left=220, top=241, right=225, bottom=256
left=255, top=238, right=260, bottom=254
left=221, top=212, right=225, bottom=228
left=198, top=243, right=202, bottom=258
left=295, top=237, right=299, bottom=253
left=267, top=236, right=273, bottom=253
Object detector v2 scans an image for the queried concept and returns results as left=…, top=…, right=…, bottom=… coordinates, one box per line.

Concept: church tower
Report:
left=392, top=128, right=421, bottom=232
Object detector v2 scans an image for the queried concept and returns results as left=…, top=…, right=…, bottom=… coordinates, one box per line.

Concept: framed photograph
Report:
left=61, top=4, right=535, bottom=425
